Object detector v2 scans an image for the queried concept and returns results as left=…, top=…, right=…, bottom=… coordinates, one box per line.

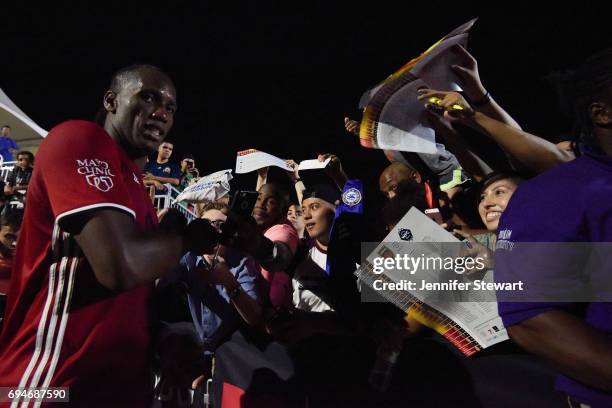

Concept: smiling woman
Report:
left=475, top=171, right=524, bottom=246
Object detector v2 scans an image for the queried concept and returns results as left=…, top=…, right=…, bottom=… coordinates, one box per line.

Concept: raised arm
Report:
left=256, top=167, right=269, bottom=191
left=318, top=153, right=349, bottom=191
left=417, top=89, right=575, bottom=174
left=285, top=160, right=305, bottom=204
left=426, top=110, right=493, bottom=181
left=450, top=45, right=522, bottom=130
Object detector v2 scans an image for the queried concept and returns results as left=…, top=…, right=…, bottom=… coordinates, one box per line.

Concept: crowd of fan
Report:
left=1, top=44, right=611, bottom=408
left=146, top=46, right=606, bottom=407
left=0, top=125, right=31, bottom=312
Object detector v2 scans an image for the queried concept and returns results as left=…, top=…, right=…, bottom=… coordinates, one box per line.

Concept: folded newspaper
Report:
left=355, top=207, right=508, bottom=356
left=173, top=169, right=233, bottom=204
left=357, top=18, right=478, bottom=154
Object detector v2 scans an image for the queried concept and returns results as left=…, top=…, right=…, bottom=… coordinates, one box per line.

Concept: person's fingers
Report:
left=191, top=375, right=206, bottom=390
left=442, top=110, right=461, bottom=122
left=440, top=97, right=459, bottom=109
left=424, top=102, right=445, bottom=114
left=450, top=44, right=473, bottom=63
left=416, top=88, right=444, bottom=100
left=451, top=64, right=468, bottom=76
left=446, top=105, right=474, bottom=119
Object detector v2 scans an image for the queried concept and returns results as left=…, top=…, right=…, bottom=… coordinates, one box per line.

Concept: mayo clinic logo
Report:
left=77, top=159, right=115, bottom=192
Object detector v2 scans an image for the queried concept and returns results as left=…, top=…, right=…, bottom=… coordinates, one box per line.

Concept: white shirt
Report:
left=292, top=244, right=334, bottom=313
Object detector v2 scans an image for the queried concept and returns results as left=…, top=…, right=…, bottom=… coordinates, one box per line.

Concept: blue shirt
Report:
left=164, top=248, right=260, bottom=351
left=143, top=160, right=182, bottom=181
left=495, top=151, right=612, bottom=407
left=0, top=136, right=18, bottom=162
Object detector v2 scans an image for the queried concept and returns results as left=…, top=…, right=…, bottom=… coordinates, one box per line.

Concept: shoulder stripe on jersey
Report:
left=11, top=263, right=57, bottom=407
left=56, top=202, right=136, bottom=226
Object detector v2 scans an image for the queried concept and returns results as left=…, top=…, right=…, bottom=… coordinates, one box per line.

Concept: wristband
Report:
left=293, top=178, right=302, bottom=184
left=470, top=91, right=491, bottom=108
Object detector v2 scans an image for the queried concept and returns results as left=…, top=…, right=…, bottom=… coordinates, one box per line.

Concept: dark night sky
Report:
left=1, top=3, right=611, bottom=194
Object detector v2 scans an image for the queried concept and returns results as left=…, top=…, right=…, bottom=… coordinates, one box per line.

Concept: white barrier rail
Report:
left=0, top=162, right=17, bottom=182
left=1, top=165, right=197, bottom=222
left=153, top=184, right=197, bottom=222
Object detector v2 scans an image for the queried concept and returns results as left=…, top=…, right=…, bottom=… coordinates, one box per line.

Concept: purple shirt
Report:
left=495, top=151, right=612, bottom=407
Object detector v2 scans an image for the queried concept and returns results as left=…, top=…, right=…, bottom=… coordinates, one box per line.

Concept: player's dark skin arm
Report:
left=71, top=209, right=187, bottom=292
left=508, top=310, right=612, bottom=391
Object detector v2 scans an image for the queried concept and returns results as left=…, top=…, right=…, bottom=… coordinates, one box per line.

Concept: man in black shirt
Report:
left=4, top=151, right=34, bottom=197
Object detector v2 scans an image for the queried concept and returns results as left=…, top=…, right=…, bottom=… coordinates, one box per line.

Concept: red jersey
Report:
left=0, top=121, right=158, bottom=407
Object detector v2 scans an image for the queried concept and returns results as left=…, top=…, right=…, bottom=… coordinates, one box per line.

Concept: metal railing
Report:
left=153, top=184, right=197, bottom=222
left=0, top=161, right=17, bottom=182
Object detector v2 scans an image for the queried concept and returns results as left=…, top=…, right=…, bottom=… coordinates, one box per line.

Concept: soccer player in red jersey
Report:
left=0, top=65, right=217, bottom=407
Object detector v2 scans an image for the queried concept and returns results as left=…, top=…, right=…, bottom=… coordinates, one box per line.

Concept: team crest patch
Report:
left=77, top=159, right=115, bottom=192
left=163, top=167, right=171, bottom=174
left=342, top=188, right=362, bottom=207
left=398, top=228, right=413, bottom=241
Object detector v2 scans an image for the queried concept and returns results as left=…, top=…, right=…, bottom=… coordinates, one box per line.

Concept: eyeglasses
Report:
left=204, top=219, right=225, bottom=230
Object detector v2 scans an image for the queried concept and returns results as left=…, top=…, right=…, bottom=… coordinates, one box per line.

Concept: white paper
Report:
left=235, top=150, right=291, bottom=174
left=235, top=150, right=331, bottom=173
left=173, top=169, right=233, bottom=204
left=359, top=207, right=508, bottom=350
left=297, top=158, right=330, bottom=170
left=376, top=122, right=437, bottom=154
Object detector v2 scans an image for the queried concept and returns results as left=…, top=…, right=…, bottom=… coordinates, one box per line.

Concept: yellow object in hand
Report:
left=427, top=96, right=464, bottom=111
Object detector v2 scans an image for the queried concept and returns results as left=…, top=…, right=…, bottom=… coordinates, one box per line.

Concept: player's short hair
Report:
left=109, top=64, right=170, bottom=94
